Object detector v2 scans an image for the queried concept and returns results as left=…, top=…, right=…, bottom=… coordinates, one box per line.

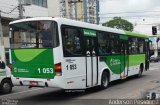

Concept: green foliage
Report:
left=102, top=17, right=133, bottom=31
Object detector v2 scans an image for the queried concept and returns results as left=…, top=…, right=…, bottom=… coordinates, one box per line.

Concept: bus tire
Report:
left=0, top=79, right=12, bottom=94
left=100, top=71, right=109, bottom=89
left=136, top=65, right=143, bottom=78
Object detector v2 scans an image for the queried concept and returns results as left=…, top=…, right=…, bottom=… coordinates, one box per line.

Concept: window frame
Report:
left=10, top=20, right=59, bottom=49
left=97, top=31, right=121, bottom=56
left=61, top=25, right=83, bottom=57
left=138, top=38, right=145, bottom=54
left=32, top=0, right=47, bottom=8
left=128, top=36, right=147, bottom=54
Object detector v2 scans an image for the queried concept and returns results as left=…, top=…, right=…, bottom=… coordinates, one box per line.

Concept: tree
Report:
left=102, top=17, right=134, bottom=31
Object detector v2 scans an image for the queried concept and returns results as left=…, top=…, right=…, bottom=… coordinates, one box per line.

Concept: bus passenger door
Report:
left=120, top=41, right=129, bottom=79
left=84, top=37, right=98, bottom=87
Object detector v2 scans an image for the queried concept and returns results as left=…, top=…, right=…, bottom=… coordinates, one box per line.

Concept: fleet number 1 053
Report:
left=38, top=68, right=54, bottom=74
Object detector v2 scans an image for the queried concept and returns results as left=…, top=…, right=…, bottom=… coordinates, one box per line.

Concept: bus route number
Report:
left=66, top=64, right=77, bottom=70
left=38, top=68, right=54, bottom=74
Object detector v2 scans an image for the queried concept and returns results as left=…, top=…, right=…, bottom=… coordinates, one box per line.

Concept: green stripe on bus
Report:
left=125, top=31, right=149, bottom=38
left=105, top=54, right=145, bottom=74
left=12, top=49, right=55, bottom=79
left=128, top=54, right=145, bottom=67
left=105, top=55, right=127, bottom=74
left=13, top=49, right=46, bottom=62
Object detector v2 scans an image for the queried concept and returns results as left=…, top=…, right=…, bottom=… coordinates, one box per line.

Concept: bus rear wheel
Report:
left=100, top=71, right=109, bottom=89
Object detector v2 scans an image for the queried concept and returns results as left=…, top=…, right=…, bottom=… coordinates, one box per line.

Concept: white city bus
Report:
left=10, top=17, right=149, bottom=89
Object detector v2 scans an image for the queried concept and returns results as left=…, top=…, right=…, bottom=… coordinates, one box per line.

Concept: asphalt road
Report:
left=0, top=62, right=160, bottom=105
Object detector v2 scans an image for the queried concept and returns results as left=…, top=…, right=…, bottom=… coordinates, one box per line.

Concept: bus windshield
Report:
left=10, top=20, right=59, bottom=48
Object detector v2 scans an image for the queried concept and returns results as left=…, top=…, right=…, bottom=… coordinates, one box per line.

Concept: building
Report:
left=48, top=0, right=60, bottom=17
left=57, top=0, right=100, bottom=24
left=134, top=17, right=160, bottom=35
left=0, top=0, right=50, bottom=64
left=0, top=0, right=100, bottom=63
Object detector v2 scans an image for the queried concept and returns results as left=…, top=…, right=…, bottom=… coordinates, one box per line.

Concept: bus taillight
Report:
left=54, top=63, right=62, bottom=76
left=8, top=64, right=12, bottom=71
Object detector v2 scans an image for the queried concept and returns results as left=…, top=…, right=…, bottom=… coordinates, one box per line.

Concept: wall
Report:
left=47, top=0, right=60, bottom=17
left=24, top=5, right=48, bottom=17
left=76, top=1, right=84, bottom=21
left=0, top=0, right=48, bottom=18
left=0, top=0, right=49, bottom=49
left=134, top=17, right=160, bottom=35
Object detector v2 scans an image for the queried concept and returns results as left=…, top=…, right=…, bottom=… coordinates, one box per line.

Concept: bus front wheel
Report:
left=100, top=71, right=109, bottom=89
left=136, top=65, right=143, bottom=78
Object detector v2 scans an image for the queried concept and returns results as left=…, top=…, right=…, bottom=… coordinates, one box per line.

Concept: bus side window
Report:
left=109, top=34, right=120, bottom=54
left=97, top=32, right=109, bottom=55
left=129, top=37, right=138, bottom=54
left=62, top=26, right=82, bottom=57
left=138, top=39, right=145, bottom=53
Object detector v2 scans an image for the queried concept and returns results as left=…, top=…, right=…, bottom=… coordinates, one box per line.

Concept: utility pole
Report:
left=0, top=10, right=4, bottom=46
left=75, top=0, right=77, bottom=20
left=0, top=10, right=6, bottom=63
left=18, top=0, right=24, bottom=19
left=18, top=0, right=31, bottom=19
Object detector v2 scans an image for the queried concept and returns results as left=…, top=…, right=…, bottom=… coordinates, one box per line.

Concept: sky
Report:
left=99, top=0, right=160, bottom=23
left=99, top=0, right=160, bottom=34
